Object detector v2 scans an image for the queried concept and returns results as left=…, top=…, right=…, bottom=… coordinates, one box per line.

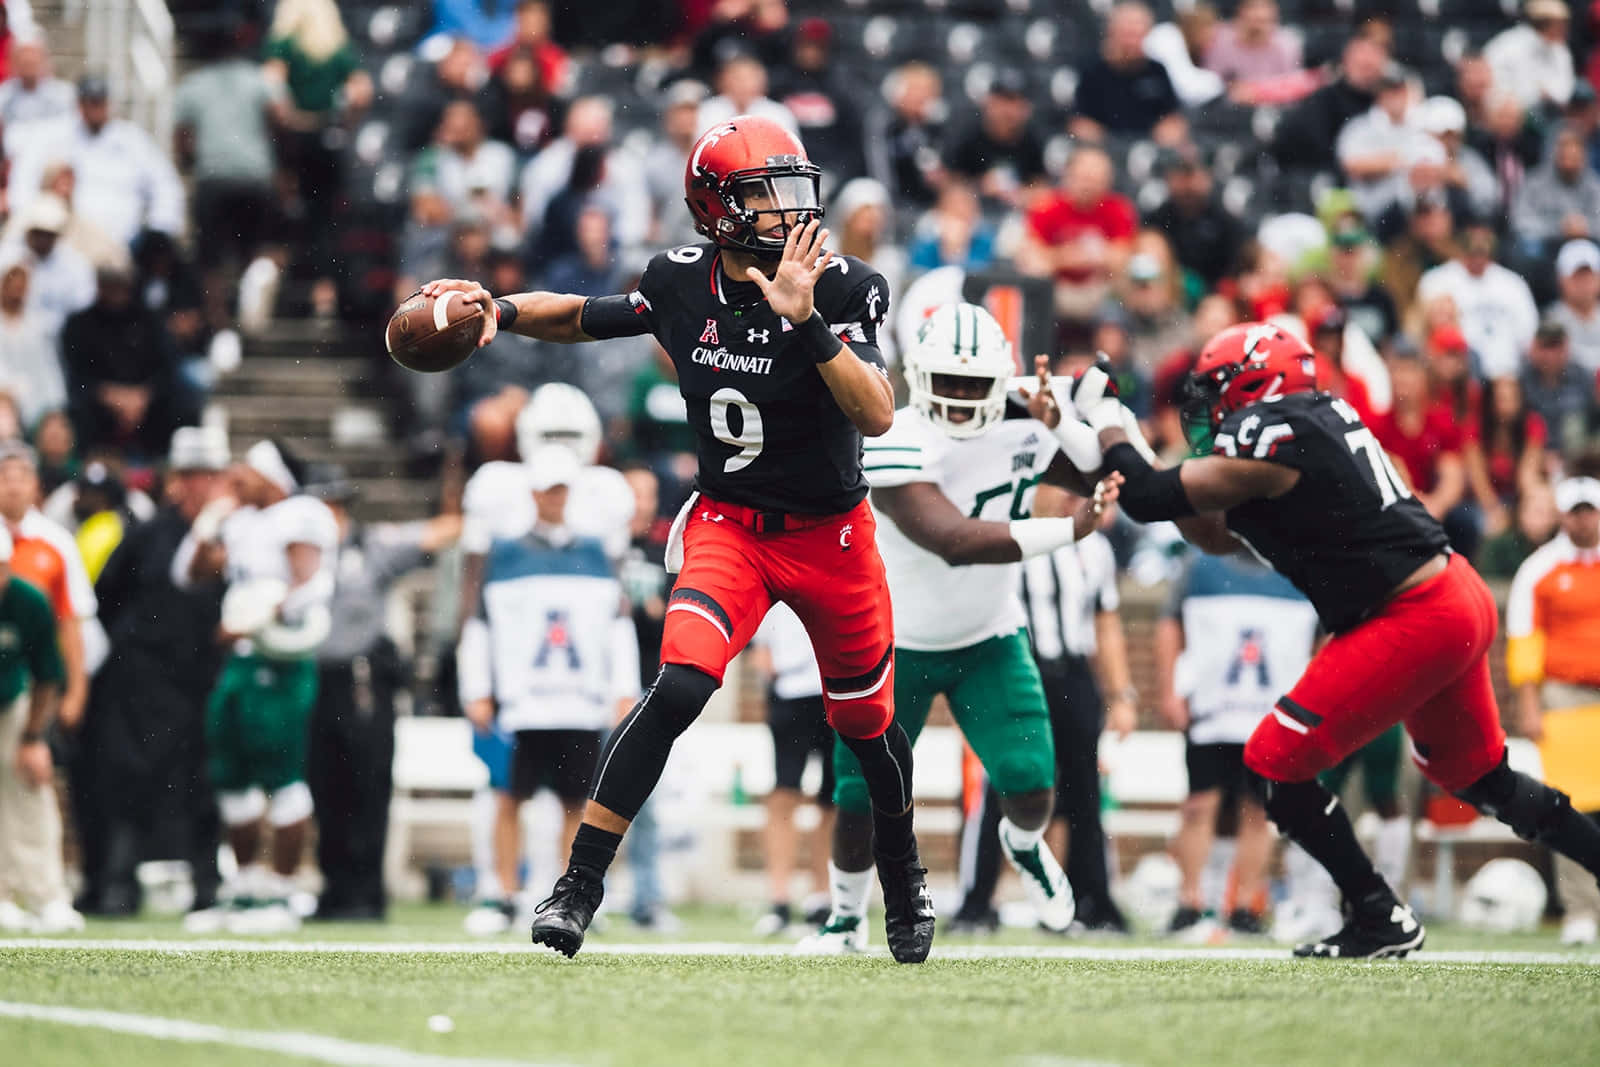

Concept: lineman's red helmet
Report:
left=683, top=115, right=823, bottom=257
left=1182, top=322, right=1318, bottom=451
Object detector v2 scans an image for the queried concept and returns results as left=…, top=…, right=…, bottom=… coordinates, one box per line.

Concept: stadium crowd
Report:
left=0, top=0, right=1595, bottom=942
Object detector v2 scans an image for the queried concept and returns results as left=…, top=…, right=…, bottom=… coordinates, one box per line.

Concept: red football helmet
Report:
left=1182, top=321, right=1318, bottom=451
left=683, top=116, right=823, bottom=256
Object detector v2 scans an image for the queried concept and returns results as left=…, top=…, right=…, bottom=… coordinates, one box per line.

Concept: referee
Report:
left=953, top=485, right=1134, bottom=933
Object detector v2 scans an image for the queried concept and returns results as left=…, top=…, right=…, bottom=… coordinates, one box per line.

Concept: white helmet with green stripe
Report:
left=905, top=302, right=1014, bottom=439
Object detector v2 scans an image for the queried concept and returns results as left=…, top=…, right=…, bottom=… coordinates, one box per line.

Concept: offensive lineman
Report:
left=423, top=116, right=935, bottom=961
left=800, top=303, right=1119, bottom=953
left=1051, top=323, right=1600, bottom=958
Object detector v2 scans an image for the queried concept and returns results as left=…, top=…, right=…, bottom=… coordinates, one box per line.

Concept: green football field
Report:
left=4, top=905, right=1598, bottom=1067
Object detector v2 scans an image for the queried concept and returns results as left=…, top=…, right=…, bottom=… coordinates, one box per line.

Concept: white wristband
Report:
left=1009, top=518, right=1077, bottom=559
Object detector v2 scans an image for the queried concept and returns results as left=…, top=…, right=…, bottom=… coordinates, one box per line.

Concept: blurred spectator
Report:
left=1431, top=321, right=1508, bottom=538
left=7, top=75, right=185, bottom=251
left=644, top=81, right=710, bottom=250
left=1144, top=3, right=1225, bottom=109
left=1272, top=34, right=1387, bottom=173
left=770, top=17, right=866, bottom=183
left=487, top=1, right=568, bottom=92
left=1308, top=307, right=1375, bottom=418
left=0, top=522, right=74, bottom=934
left=0, top=163, right=128, bottom=273
left=1456, top=51, right=1498, bottom=131
left=61, top=264, right=193, bottom=461
left=866, top=62, right=947, bottom=209
left=1144, top=143, right=1242, bottom=289
left=698, top=52, right=798, bottom=136
left=1478, top=480, right=1560, bottom=577
left=691, top=0, right=793, bottom=81
left=431, top=0, right=518, bottom=50
left=32, top=411, right=75, bottom=492
left=1482, top=376, right=1549, bottom=507
left=394, top=190, right=456, bottom=299
left=1322, top=218, right=1399, bottom=346
left=527, top=143, right=610, bottom=269
left=486, top=43, right=556, bottom=156
left=1231, top=238, right=1291, bottom=319
left=1470, top=90, right=1544, bottom=220
left=1336, top=65, right=1445, bottom=226
left=1150, top=294, right=1239, bottom=457
left=0, top=193, right=94, bottom=342
left=1367, top=349, right=1470, bottom=532
left=409, top=99, right=517, bottom=226
left=1203, top=0, right=1304, bottom=100
left=1018, top=146, right=1137, bottom=335
left=306, top=470, right=460, bottom=920
left=941, top=68, right=1048, bottom=210
left=1381, top=189, right=1456, bottom=319
left=1417, top=219, right=1539, bottom=378
left=42, top=459, right=156, bottom=544
left=827, top=178, right=905, bottom=325
left=173, top=22, right=278, bottom=317
left=394, top=37, right=491, bottom=154
left=262, top=0, right=374, bottom=310
left=1071, top=2, right=1185, bottom=145
left=907, top=180, right=997, bottom=274
left=0, top=31, right=73, bottom=138
left=1546, top=238, right=1600, bottom=371
left=1485, top=0, right=1575, bottom=111
left=1418, top=96, right=1501, bottom=227
left=518, top=97, right=649, bottom=262
left=542, top=206, right=621, bottom=295
left=1082, top=311, right=1153, bottom=418
left=1522, top=317, right=1600, bottom=458
left=72, top=427, right=229, bottom=917
left=1505, top=472, right=1600, bottom=946
left=1511, top=124, right=1600, bottom=254
left=0, top=256, right=64, bottom=427
left=625, top=345, right=695, bottom=481
left=1121, top=234, right=1188, bottom=372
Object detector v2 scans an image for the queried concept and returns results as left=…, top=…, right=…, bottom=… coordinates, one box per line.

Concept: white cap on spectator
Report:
left=168, top=426, right=230, bottom=472
left=21, top=193, right=69, bottom=236
left=1557, top=239, right=1600, bottom=279
left=1526, top=0, right=1569, bottom=19
left=525, top=444, right=580, bottom=492
left=1555, top=476, right=1600, bottom=513
left=1419, top=96, right=1467, bottom=135
left=0, top=525, right=12, bottom=564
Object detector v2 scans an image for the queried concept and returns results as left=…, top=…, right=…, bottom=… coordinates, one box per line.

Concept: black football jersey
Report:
left=619, top=243, right=891, bottom=514
left=1211, top=392, right=1450, bottom=633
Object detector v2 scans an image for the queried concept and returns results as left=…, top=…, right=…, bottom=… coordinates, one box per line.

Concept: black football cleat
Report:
left=1293, top=890, right=1425, bottom=959
left=529, top=868, right=605, bottom=958
left=875, top=845, right=936, bottom=964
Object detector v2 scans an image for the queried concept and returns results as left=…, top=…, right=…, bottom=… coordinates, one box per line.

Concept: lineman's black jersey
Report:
left=611, top=243, right=890, bottom=514
left=1211, top=392, right=1449, bottom=633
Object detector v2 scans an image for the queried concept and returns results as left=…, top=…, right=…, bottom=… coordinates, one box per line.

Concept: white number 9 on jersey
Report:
left=709, top=387, right=765, bottom=473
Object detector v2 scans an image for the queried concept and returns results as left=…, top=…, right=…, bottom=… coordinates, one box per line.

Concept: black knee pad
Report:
left=1454, top=753, right=1570, bottom=843
left=589, top=664, right=718, bottom=822
left=637, top=663, right=719, bottom=740
left=1255, top=775, right=1336, bottom=829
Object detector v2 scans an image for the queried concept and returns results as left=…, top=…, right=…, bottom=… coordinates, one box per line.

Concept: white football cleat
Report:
left=1560, top=914, right=1598, bottom=946
left=227, top=900, right=301, bottom=935
left=183, top=907, right=228, bottom=934
left=0, top=898, right=36, bottom=933
left=794, top=913, right=868, bottom=955
left=463, top=900, right=514, bottom=937
left=999, top=819, right=1075, bottom=932
left=32, top=899, right=85, bottom=934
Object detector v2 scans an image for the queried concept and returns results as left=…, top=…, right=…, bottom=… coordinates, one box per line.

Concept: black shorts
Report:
left=510, top=728, right=604, bottom=802
left=767, top=692, right=835, bottom=805
left=1186, top=740, right=1250, bottom=801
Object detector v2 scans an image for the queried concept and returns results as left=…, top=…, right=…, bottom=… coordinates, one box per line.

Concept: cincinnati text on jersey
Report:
left=690, top=346, right=776, bottom=375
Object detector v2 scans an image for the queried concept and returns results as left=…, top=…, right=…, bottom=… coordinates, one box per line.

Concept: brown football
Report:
left=386, top=289, right=486, bottom=373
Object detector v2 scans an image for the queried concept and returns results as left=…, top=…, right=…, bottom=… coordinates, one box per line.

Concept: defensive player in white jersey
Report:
left=801, top=304, right=1118, bottom=952
left=174, top=440, right=339, bottom=933
left=458, top=383, right=636, bottom=925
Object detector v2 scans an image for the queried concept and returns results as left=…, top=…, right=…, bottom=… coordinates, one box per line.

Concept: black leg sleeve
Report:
left=1254, top=775, right=1390, bottom=904
left=589, top=664, right=718, bottom=823
left=1456, top=753, right=1600, bottom=877
left=840, top=721, right=917, bottom=860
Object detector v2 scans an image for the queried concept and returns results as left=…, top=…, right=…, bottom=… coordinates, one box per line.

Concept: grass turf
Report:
left=4, top=907, right=1599, bottom=1067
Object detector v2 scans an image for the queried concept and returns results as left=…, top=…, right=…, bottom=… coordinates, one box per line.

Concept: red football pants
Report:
left=661, top=497, right=895, bottom=739
left=1245, top=554, right=1507, bottom=792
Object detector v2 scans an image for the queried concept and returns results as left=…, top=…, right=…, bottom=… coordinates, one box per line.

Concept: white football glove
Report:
left=1071, top=363, right=1125, bottom=434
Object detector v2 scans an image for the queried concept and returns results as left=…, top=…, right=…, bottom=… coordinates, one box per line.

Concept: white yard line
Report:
left=0, top=1000, right=562, bottom=1067
left=2, top=938, right=1596, bottom=966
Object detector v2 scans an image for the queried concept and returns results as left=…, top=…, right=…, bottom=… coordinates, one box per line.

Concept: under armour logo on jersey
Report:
left=747, top=328, right=770, bottom=344
left=533, top=610, right=581, bottom=670
left=865, top=284, right=883, bottom=322
left=839, top=523, right=854, bottom=550
left=700, top=319, right=720, bottom=344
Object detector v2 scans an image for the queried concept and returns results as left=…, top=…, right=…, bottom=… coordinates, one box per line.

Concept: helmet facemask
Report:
left=905, top=303, right=1015, bottom=439
left=1179, top=371, right=1225, bottom=456
left=695, top=161, right=824, bottom=257
left=912, top=370, right=1009, bottom=438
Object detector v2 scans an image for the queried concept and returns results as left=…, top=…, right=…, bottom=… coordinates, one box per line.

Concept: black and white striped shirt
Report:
left=1019, top=532, right=1119, bottom=662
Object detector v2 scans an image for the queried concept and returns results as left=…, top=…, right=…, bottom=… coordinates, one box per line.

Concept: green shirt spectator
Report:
left=264, top=35, right=360, bottom=115
left=0, top=566, right=65, bottom=706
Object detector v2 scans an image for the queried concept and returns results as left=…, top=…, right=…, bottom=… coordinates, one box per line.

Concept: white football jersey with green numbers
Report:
left=864, top=406, right=1059, bottom=652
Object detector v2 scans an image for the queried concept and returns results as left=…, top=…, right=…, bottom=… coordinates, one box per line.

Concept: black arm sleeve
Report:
left=580, top=293, right=655, bottom=340
left=1103, top=442, right=1197, bottom=523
